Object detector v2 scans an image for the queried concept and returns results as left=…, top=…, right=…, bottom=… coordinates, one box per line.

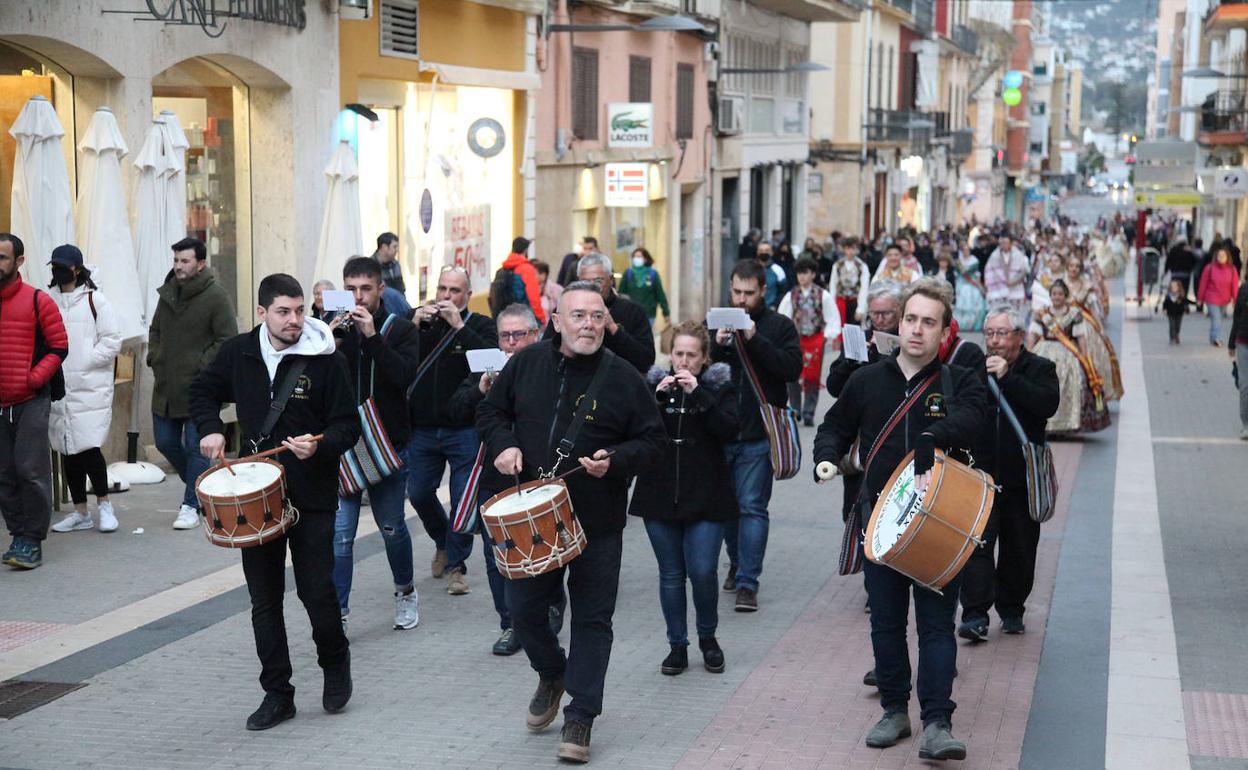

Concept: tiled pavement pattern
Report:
left=0, top=622, right=71, bottom=655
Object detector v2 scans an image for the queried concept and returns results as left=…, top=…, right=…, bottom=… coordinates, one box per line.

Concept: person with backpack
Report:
left=490, top=237, right=546, bottom=325
left=619, top=248, right=670, bottom=327
left=45, top=245, right=124, bottom=535
left=0, top=234, right=68, bottom=570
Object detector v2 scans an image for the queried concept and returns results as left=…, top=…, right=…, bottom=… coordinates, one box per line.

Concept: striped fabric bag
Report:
left=451, top=445, right=487, bottom=534
left=338, top=316, right=404, bottom=497
left=736, top=331, right=801, bottom=481
left=988, top=377, right=1057, bottom=523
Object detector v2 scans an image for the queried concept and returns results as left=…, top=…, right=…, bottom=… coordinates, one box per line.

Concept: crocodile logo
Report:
left=611, top=112, right=650, bottom=132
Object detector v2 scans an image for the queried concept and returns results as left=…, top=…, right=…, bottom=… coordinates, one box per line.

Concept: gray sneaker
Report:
left=865, top=710, right=912, bottom=748
left=918, top=721, right=966, bottom=761
left=394, top=588, right=419, bottom=630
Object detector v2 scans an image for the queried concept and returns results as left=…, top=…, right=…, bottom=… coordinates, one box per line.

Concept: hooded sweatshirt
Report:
left=501, top=252, right=547, bottom=324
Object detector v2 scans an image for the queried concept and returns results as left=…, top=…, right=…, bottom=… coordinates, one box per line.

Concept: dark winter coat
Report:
left=407, top=309, right=497, bottom=428
left=975, top=349, right=1059, bottom=489
left=710, top=305, right=802, bottom=443
left=628, top=363, right=740, bottom=522
left=476, top=339, right=665, bottom=537
left=147, top=268, right=237, bottom=418
left=189, top=327, right=360, bottom=514
left=334, top=303, right=421, bottom=448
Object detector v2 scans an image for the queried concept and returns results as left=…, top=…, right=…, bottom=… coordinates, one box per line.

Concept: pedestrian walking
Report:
left=147, top=237, right=237, bottom=531
left=1197, top=246, right=1239, bottom=347
left=1160, top=278, right=1196, bottom=344
left=0, top=234, right=68, bottom=570
left=618, top=247, right=670, bottom=327
left=532, top=259, right=562, bottom=322
left=46, top=245, right=124, bottom=535
left=492, top=237, right=547, bottom=324
left=777, top=258, right=841, bottom=427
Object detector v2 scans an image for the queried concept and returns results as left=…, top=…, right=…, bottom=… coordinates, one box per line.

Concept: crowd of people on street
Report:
left=1, top=205, right=1243, bottom=764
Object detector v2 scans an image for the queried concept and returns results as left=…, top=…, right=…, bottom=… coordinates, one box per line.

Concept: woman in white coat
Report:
left=47, top=246, right=123, bottom=533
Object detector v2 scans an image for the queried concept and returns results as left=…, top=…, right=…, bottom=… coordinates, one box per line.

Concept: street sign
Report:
left=1214, top=169, right=1248, bottom=199
left=607, top=103, right=652, bottom=148
left=1134, top=191, right=1202, bottom=207
left=605, top=163, right=649, bottom=207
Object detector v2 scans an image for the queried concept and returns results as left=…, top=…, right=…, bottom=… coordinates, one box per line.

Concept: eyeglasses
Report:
left=440, top=265, right=468, bottom=274
left=982, top=329, right=1018, bottom=339
left=562, top=310, right=606, bottom=324
left=869, top=309, right=897, bottom=318
left=498, top=330, right=536, bottom=342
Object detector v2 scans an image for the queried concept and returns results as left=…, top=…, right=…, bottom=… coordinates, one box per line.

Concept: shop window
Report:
left=0, top=42, right=56, bottom=235
left=572, top=47, right=599, bottom=140
left=380, top=0, right=419, bottom=60
left=629, top=56, right=651, bottom=104
left=676, top=63, right=694, bottom=140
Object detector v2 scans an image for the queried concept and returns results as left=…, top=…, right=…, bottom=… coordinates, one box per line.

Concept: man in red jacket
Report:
left=0, top=234, right=69, bottom=570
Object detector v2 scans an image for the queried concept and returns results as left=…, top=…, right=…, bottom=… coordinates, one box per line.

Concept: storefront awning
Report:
left=421, top=62, right=541, bottom=92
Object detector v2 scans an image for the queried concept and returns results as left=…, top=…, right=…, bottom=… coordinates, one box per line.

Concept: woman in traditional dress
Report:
left=952, top=240, right=987, bottom=331
left=1065, top=255, right=1123, bottom=401
left=1028, top=280, right=1111, bottom=435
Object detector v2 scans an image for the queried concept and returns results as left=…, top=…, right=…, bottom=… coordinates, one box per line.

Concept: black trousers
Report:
left=240, top=509, right=349, bottom=700
left=0, top=396, right=52, bottom=542
left=63, top=448, right=109, bottom=505
left=1167, top=314, right=1183, bottom=341
left=959, top=486, right=1040, bottom=623
left=505, top=530, right=622, bottom=726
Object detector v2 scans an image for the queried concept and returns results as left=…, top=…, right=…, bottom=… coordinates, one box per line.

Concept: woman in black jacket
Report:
left=629, top=321, right=739, bottom=676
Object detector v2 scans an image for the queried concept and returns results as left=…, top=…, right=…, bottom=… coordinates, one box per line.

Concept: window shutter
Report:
left=629, top=56, right=652, bottom=104
left=676, top=63, right=695, bottom=140
left=380, top=0, right=419, bottom=60
left=572, top=47, right=599, bottom=140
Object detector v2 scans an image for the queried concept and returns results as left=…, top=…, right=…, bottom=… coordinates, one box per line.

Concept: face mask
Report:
left=51, top=265, right=75, bottom=286
left=632, top=256, right=645, bottom=268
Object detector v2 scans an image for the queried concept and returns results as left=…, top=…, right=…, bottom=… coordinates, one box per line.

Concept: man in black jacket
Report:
left=190, top=274, right=360, bottom=732
left=330, top=257, right=422, bottom=634
left=813, top=279, right=986, bottom=762
left=958, top=305, right=1059, bottom=642
left=544, top=253, right=655, bottom=373
left=477, top=283, right=664, bottom=764
left=710, top=259, right=802, bottom=613
left=406, top=265, right=498, bottom=595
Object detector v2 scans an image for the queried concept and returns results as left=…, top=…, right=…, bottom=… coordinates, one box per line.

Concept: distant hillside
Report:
left=1047, top=0, right=1152, bottom=132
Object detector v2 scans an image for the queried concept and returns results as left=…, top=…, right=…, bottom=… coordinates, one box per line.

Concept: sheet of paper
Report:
left=705, top=307, right=753, bottom=331
left=842, top=325, right=869, bottom=362
left=873, top=331, right=900, bottom=356
left=321, top=290, right=355, bottom=313
left=467, top=348, right=508, bottom=374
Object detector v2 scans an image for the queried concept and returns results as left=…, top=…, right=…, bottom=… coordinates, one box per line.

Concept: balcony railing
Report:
left=866, top=108, right=949, bottom=150
left=1198, top=89, right=1248, bottom=144
left=951, top=24, right=979, bottom=55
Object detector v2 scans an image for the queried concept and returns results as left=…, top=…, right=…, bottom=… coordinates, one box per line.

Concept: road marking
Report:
left=0, top=489, right=447, bottom=683
left=1105, top=312, right=1191, bottom=770
left=1152, top=436, right=1246, bottom=446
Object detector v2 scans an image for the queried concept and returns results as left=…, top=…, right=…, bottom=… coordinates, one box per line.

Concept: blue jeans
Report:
left=722, top=439, right=773, bottom=592
left=1208, top=302, right=1229, bottom=343
left=405, top=426, right=476, bottom=570
left=152, top=414, right=210, bottom=509
left=332, top=470, right=414, bottom=614
left=644, top=518, right=724, bottom=645
left=864, top=559, right=961, bottom=726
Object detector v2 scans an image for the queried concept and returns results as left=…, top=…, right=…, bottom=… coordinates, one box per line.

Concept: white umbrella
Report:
left=77, top=107, right=145, bottom=343
left=312, top=140, right=364, bottom=288
left=9, top=95, right=74, bottom=292
left=157, top=109, right=189, bottom=244
left=133, top=118, right=179, bottom=324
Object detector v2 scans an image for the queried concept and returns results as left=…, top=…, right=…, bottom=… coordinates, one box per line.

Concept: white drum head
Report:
left=869, top=461, right=924, bottom=560
left=484, top=483, right=563, bottom=517
left=199, top=462, right=282, bottom=497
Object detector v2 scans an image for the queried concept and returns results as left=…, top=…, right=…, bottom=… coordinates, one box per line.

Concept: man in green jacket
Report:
left=147, top=237, right=237, bottom=530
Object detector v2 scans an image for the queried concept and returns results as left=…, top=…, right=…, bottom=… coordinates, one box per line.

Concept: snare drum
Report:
left=480, top=479, right=586, bottom=579
left=195, top=459, right=299, bottom=549
left=865, top=449, right=995, bottom=593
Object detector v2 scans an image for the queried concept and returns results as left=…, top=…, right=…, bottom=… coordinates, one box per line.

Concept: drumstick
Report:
left=231, top=434, right=325, bottom=464
left=552, top=450, right=617, bottom=483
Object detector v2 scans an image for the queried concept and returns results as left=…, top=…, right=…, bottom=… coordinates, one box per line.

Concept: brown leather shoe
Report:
left=734, top=587, right=758, bottom=612
left=447, top=567, right=470, bottom=595
left=431, top=549, right=448, bottom=578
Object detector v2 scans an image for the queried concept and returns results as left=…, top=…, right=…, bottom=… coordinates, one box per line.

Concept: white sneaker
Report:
left=51, top=511, right=94, bottom=533
left=172, top=504, right=200, bottom=530
left=394, top=589, right=420, bottom=630
left=98, top=502, right=118, bottom=533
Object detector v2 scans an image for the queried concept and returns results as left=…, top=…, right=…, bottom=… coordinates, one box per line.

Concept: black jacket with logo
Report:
left=476, top=339, right=665, bottom=537
left=189, top=327, right=360, bottom=514
left=814, top=354, right=986, bottom=503
left=335, top=304, right=421, bottom=447
left=975, top=349, right=1059, bottom=489
left=407, top=309, right=498, bottom=428
left=709, top=305, right=803, bottom=443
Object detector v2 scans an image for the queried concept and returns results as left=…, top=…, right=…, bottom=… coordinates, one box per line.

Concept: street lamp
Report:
left=547, top=15, right=708, bottom=34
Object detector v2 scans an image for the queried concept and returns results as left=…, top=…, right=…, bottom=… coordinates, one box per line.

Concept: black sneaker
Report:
left=699, top=637, right=725, bottom=673
left=246, top=694, right=296, bottom=731
left=803, top=417, right=815, bottom=427
left=1001, top=616, right=1026, bottom=635
left=661, top=644, right=688, bottom=675
left=722, top=564, right=737, bottom=592
left=526, top=676, right=564, bottom=731
left=863, top=669, right=877, bottom=687
left=0, top=538, right=16, bottom=564
left=493, top=627, right=522, bottom=655
left=4, top=538, right=41, bottom=570
left=322, top=650, right=352, bottom=713
left=957, top=618, right=988, bottom=643
left=556, top=720, right=592, bottom=763
left=734, top=587, right=758, bottom=612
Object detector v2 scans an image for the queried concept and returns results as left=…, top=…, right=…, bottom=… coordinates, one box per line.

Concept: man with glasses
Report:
left=545, top=253, right=655, bottom=374
left=958, top=305, right=1058, bottom=642
left=406, top=265, right=498, bottom=595
left=478, top=283, right=664, bottom=763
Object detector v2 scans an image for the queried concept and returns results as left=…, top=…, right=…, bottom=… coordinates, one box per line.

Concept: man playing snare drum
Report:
left=190, top=274, right=360, bottom=731
left=813, top=278, right=986, bottom=761
left=476, top=282, right=664, bottom=764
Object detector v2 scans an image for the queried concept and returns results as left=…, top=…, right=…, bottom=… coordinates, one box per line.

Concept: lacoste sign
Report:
left=608, top=103, right=653, bottom=148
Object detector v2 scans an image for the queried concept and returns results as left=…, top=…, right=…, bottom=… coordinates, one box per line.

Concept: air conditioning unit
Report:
left=340, top=0, right=371, bottom=20
left=718, top=94, right=744, bottom=135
